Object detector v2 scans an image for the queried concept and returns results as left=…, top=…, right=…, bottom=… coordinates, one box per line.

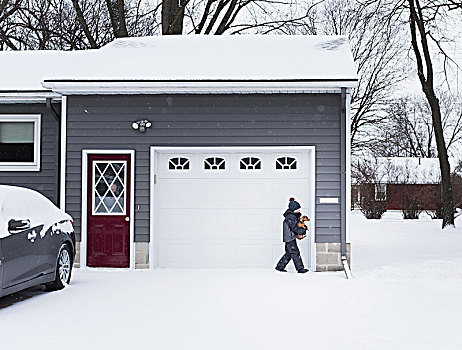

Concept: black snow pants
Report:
left=276, top=239, right=305, bottom=271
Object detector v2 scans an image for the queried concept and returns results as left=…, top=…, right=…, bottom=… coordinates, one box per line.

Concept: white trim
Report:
left=0, top=114, right=41, bottom=171
left=60, top=96, right=67, bottom=210
left=345, top=89, right=352, bottom=243
left=149, top=146, right=316, bottom=270
left=0, top=91, right=61, bottom=104
left=81, top=149, right=135, bottom=269
left=41, top=81, right=357, bottom=95
left=309, top=146, right=316, bottom=270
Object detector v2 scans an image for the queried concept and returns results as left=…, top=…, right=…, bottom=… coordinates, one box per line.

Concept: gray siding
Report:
left=0, top=103, right=60, bottom=205
left=66, top=94, right=343, bottom=243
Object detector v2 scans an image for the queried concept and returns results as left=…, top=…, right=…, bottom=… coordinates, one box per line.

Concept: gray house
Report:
left=0, top=35, right=356, bottom=272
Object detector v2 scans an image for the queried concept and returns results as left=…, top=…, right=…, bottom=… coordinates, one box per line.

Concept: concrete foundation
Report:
left=316, top=243, right=351, bottom=272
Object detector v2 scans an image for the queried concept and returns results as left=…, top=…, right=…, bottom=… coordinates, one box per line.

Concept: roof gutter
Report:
left=41, top=80, right=358, bottom=95
left=0, top=91, right=62, bottom=103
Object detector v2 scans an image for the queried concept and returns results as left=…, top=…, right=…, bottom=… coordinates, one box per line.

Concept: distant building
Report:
left=352, top=157, right=444, bottom=212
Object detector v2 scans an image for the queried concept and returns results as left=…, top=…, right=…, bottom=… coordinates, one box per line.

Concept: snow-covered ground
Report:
left=1, top=212, right=461, bottom=349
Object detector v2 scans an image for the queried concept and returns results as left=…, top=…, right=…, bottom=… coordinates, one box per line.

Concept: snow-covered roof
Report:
left=352, top=157, right=442, bottom=185
left=0, top=35, right=357, bottom=94
left=378, top=157, right=441, bottom=184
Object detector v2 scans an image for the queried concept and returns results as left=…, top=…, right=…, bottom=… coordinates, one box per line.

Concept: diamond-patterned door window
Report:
left=93, top=161, right=126, bottom=215
left=276, top=157, right=297, bottom=170
left=204, top=157, right=226, bottom=170
left=169, top=157, right=190, bottom=170
left=240, top=157, right=261, bottom=170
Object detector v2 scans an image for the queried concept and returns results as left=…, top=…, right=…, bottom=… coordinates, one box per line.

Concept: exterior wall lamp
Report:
left=132, top=120, right=152, bottom=132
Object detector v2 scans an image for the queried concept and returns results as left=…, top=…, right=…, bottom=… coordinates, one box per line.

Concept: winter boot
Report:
left=297, top=268, right=309, bottom=274
left=275, top=267, right=287, bottom=272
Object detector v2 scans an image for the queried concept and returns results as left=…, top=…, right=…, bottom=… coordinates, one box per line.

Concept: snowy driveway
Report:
left=1, top=212, right=462, bottom=350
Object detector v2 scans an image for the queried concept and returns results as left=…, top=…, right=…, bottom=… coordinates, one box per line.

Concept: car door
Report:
left=1, top=223, right=44, bottom=288
left=0, top=192, right=42, bottom=289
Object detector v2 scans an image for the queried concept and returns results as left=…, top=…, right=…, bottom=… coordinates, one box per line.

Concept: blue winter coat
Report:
left=282, top=209, right=307, bottom=242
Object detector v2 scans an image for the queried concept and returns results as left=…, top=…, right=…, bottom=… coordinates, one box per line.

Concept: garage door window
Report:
left=169, top=157, right=190, bottom=170
left=204, top=157, right=226, bottom=170
left=240, top=157, right=261, bottom=170
left=276, top=157, right=297, bottom=170
left=0, top=115, right=41, bottom=171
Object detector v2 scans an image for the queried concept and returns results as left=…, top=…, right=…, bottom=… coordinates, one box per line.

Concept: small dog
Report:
left=297, top=215, right=310, bottom=239
left=297, top=215, right=310, bottom=229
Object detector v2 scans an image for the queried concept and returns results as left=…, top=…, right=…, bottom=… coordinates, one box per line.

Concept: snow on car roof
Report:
left=0, top=35, right=357, bottom=92
left=0, top=185, right=71, bottom=239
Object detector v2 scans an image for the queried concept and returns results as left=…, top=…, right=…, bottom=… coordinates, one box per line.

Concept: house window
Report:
left=204, top=157, right=225, bottom=170
left=375, top=183, right=387, bottom=201
left=0, top=115, right=41, bottom=171
left=276, top=157, right=297, bottom=170
left=169, top=157, right=190, bottom=170
left=240, top=157, right=261, bottom=170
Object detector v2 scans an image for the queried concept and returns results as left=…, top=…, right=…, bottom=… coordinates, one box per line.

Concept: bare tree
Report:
left=317, top=0, right=408, bottom=151
left=372, top=92, right=462, bottom=158
left=0, top=1, right=322, bottom=48
left=0, top=0, right=23, bottom=50
left=406, top=0, right=461, bottom=227
left=352, top=158, right=399, bottom=219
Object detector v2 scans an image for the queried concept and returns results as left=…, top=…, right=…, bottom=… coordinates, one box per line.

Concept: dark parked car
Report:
left=0, top=185, right=75, bottom=298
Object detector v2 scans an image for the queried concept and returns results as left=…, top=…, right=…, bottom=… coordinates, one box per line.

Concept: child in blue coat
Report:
left=275, top=198, right=309, bottom=273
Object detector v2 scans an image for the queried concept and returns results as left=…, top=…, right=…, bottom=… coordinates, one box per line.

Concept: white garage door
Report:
left=151, top=147, right=315, bottom=269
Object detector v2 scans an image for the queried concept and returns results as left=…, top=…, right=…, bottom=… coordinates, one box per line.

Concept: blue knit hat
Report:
left=288, top=197, right=301, bottom=211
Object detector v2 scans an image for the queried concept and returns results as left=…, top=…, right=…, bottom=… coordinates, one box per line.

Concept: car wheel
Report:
left=46, top=244, right=72, bottom=291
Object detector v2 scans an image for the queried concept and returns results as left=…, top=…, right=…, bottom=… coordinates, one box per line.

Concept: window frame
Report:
left=92, top=160, right=127, bottom=216
left=168, top=156, right=191, bottom=171
left=374, top=183, right=387, bottom=201
left=203, top=156, right=226, bottom=171
left=0, top=114, right=41, bottom=171
left=239, top=156, right=262, bottom=171
left=275, top=156, right=297, bottom=171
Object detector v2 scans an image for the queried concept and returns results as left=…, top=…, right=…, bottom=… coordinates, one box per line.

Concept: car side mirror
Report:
left=8, top=219, right=31, bottom=233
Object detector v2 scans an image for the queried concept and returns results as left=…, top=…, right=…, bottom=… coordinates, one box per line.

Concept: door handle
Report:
left=125, top=217, right=130, bottom=222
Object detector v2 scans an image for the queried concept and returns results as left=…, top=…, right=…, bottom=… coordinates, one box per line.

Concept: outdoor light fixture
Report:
left=132, top=119, right=152, bottom=132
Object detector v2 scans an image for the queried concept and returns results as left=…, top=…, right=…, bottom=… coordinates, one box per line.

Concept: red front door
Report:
left=87, top=154, right=131, bottom=267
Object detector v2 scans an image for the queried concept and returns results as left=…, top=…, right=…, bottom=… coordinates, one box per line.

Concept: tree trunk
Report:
left=427, top=91, right=454, bottom=227
left=408, top=0, right=454, bottom=228
left=162, top=0, right=187, bottom=35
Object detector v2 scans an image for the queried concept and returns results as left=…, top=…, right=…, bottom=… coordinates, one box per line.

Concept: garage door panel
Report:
left=271, top=182, right=309, bottom=207
left=160, top=244, right=199, bottom=266
left=154, top=148, right=313, bottom=269
left=156, top=211, right=200, bottom=238
left=199, top=213, right=231, bottom=235
left=234, top=212, right=269, bottom=233
left=236, top=244, right=271, bottom=267
left=199, top=245, right=234, bottom=266
left=236, top=183, right=268, bottom=203
left=157, top=182, right=198, bottom=208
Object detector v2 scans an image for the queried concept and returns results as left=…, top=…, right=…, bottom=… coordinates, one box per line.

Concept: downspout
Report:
left=46, top=97, right=61, bottom=207
left=340, top=88, right=352, bottom=279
